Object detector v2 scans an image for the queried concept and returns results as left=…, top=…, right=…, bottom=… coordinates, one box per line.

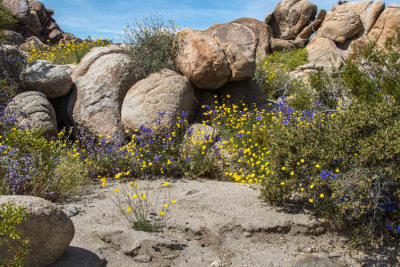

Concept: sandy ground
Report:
left=48, top=179, right=399, bottom=267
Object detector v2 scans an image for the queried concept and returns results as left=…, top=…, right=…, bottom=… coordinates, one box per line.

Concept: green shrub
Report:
left=0, top=201, right=29, bottom=267
left=260, top=101, right=400, bottom=246
left=309, top=71, right=348, bottom=109
left=122, top=14, right=178, bottom=78
left=0, top=129, right=90, bottom=200
left=255, top=49, right=308, bottom=99
left=342, top=28, right=400, bottom=104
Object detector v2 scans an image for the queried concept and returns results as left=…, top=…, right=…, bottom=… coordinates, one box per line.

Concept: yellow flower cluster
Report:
left=25, top=38, right=109, bottom=64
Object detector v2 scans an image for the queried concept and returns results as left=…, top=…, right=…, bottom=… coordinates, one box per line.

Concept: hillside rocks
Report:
left=367, top=4, right=400, bottom=47
left=266, top=0, right=318, bottom=40
left=5, top=91, right=57, bottom=138
left=305, top=0, right=388, bottom=70
left=121, top=69, right=194, bottom=133
left=265, top=0, right=321, bottom=51
left=318, top=5, right=363, bottom=44
left=2, top=0, right=78, bottom=47
left=2, top=0, right=29, bottom=20
left=69, top=46, right=139, bottom=137
left=20, top=60, right=73, bottom=98
left=0, top=195, right=74, bottom=266
left=174, top=28, right=232, bottom=90
left=175, top=18, right=271, bottom=89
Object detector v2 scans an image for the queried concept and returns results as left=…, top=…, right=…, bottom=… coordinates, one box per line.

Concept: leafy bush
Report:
left=0, top=201, right=29, bottom=267
left=25, top=38, right=110, bottom=65
left=0, top=129, right=90, bottom=201
left=122, top=14, right=178, bottom=78
left=260, top=101, right=400, bottom=246
left=342, top=28, right=400, bottom=104
left=309, top=71, right=348, bottom=109
left=255, top=49, right=308, bottom=99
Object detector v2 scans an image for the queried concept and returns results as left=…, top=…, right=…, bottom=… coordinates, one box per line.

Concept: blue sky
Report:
left=40, top=0, right=397, bottom=42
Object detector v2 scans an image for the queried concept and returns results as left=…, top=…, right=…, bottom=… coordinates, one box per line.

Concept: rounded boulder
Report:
left=0, top=195, right=75, bottom=266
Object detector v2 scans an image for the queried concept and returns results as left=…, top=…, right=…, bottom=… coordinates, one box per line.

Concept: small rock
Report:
left=244, top=232, right=252, bottom=238
left=135, top=255, right=152, bottom=263
left=210, top=259, right=223, bottom=267
left=164, top=254, right=178, bottom=260
left=64, top=206, right=80, bottom=217
left=303, top=247, right=314, bottom=253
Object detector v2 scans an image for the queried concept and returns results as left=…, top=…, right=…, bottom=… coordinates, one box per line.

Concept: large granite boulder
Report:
left=3, top=31, right=25, bottom=46
left=121, top=69, right=194, bottom=133
left=228, top=17, right=272, bottom=59
left=0, top=195, right=74, bottom=266
left=174, top=28, right=231, bottom=90
left=20, top=60, right=73, bottom=98
left=368, top=4, right=400, bottom=47
left=175, top=18, right=271, bottom=90
left=2, top=0, right=29, bottom=20
left=5, top=91, right=57, bottom=138
left=266, top=0, right=318, bottom=40
left=69, top=45, right=139, bottom=137
left=317, top=4, right=363, bottom=44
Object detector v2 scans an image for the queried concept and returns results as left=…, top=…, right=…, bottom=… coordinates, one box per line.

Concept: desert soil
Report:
left=49, top=179, right=399, bottom=267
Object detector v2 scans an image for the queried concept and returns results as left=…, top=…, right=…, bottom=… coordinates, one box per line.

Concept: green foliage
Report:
left=0, top=1, right=17, bottom=42
left=309, top=71, right=348, bottom=108
left=260, top=101, right=400, bottom=246
left=123, top=14, right=178, bottom=78
left=0, top=201, right=29, bottom=267
left=255, top=49, right=308, bottom=99
left=0, top=128, right=90, bottom=201
left=286, top=85, right=314, bottom=110
left=110, top=181, right=176, bottom=232
left=342, top=28, right=400, bottom=104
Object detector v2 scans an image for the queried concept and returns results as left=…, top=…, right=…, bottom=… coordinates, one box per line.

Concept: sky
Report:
left=40, top=0, right=397, bottom=42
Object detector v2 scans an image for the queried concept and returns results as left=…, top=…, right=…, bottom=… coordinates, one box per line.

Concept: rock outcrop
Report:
left=20, top=60, right=73, bottom=98
left=0, top=195, right=74, bottom=266
left=2, top=0, right=79, bottom=47
left=265, top=0, right=322, bottom=51
left=175, top=18, right=271, bottom=90
left=305, top=0, right=387, bottom=70
left=5, top=91, right=57, bottom=138
left=266, top=0, right=318, bottom=40
left=69, top=46, right=139, bottom=137
left=306, top=1, right=390, bottom=70
left=367, top=4, right=400, bottom=48
left=121, top=69, right=194, bottom=133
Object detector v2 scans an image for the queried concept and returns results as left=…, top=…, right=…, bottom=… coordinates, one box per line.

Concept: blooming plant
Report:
left=25, top=38, right=109, bottom=65
left=0, top=201, right=29, bottom=266
left=103, top=177, right=177, bottom=232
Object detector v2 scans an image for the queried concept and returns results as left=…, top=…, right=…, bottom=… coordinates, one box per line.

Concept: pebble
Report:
left=135, top=255, right=152, bottom=263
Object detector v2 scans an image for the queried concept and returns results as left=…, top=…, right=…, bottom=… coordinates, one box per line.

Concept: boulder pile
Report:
left=3, top=0, right=400, bottom=138
left=2, top=0, right=79, bottom=48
